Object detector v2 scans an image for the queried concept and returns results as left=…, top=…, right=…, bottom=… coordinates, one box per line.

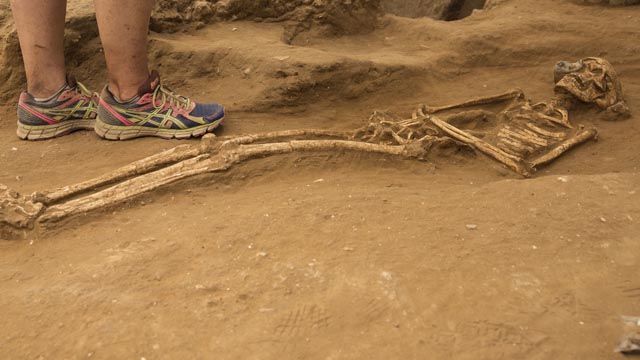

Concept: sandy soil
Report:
left=0, top=0, right=639, bottom=358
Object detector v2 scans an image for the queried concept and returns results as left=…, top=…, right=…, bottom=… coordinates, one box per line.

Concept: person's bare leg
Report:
left=94, top=0, right=154, bottom=101
left=10, top=0, right=67, bottom=98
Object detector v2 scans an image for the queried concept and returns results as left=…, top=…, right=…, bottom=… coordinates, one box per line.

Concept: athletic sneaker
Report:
left=17, top=75, right=98, bottom=140
left=95, top=71, right=225, bottom=140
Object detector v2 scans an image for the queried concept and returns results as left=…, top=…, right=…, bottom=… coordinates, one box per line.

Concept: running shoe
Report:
left=95, top=71, right=225, bottom=140
left=17, top=75, right=98, bottom=140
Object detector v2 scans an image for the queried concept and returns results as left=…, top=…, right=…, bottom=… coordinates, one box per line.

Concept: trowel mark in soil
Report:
left=623, top=288, right=640, bottom=298
left=274, top=304, right=332, bottom=338
left=359, top=297, right=393, bottom=323
left=430, top=320, right=545, bottom=354
left=546, top=292, right=600, bottom=320
left=618, top=282, right=640, bottom=299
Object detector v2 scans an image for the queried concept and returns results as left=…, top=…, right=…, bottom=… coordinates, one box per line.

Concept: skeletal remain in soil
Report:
left=0, top=57, right=630, bottom=238
left=616, top=316, right=640, bottom=354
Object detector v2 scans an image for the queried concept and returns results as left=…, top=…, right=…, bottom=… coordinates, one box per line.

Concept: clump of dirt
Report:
left=150, top=0, right=224, bottom=32
left=483, top=0, right=509, bottom=9
left=0, top=27, right=25, bottom=102
left=0, top=4, right=8, bottom=25
left=152, top=0, right=382, bottom=43
left=0, top=4, right=16, bottom=89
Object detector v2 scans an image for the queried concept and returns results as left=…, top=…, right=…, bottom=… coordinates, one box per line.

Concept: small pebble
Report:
left=466, top=224, right=478, bottom=230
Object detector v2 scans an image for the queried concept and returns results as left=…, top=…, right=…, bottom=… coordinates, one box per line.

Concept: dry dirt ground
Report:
left=1, top=0, right=640, bottom=359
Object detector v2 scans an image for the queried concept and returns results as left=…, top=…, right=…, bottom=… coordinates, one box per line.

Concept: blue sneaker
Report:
left=95, top=71, right=225, bottom=140
left=17, top=76, right=98, bottom=140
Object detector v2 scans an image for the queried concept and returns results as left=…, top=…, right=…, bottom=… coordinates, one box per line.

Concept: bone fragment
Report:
left=530, top=128, right=598, bottom=168
left=37, top=139, right=427, bottom=225
left=39, top=154, right=214, bottom=224
left=34, top=144, right=200, bottom=205
left=427, top=114, right=533, bottom=177
left=616, top=316, right=640, bottom=354
left=498, top=137, right=536, bottom=154
left=423, top=89, right=525, bottom=114
left=525, top=123, right=567, bottom=140
left=220, top=129, right=352, bottom=146
left=500, top=127, right=549, bottom=147
left=1, top=184, right=44, bottom=239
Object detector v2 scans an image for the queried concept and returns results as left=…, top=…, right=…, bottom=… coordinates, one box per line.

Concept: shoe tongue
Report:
left=137, top=70, right=161, bottom=96
left=66, top=74, right=77, bottom=88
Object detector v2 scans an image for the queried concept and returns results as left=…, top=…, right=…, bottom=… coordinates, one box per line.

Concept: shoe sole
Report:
left=16, top=120, right=96, bottom=140
left=94, top=117, right=224, bottom=140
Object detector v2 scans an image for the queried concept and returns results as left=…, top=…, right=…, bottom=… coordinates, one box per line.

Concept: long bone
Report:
left=37, top=135, right=438, bottom=226
left=34, top=129, right=355, bottom=207
left=423, top=89, right=525, bottom=114
left=33, top=145, right=201, bottom=205
left=529, top=127, right=598, bottom=167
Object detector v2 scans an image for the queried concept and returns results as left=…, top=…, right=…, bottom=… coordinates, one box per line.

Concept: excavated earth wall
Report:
left=152, top=0, right=382, bottom=36
left=381, top=0, right=486, bottom=20
left=0, top=0, right=383, bottom=100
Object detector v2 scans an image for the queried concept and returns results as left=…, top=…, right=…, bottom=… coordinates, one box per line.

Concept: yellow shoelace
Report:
left=75, top=81, right=99, bottom=109
left=152, top=84, right=191, bottom=111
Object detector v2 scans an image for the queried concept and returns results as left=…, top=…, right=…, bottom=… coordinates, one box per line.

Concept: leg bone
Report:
left=37, top=139, right=430, bottom=226
left=33, top=144, right=200, bottom=205
left=423, top=89, right=525, bottom=114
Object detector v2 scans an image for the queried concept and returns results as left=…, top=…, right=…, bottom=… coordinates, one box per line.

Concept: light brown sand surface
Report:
left=0, top=0, right=639, bottom=358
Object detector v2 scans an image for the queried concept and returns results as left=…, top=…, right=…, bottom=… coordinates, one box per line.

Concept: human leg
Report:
left=93, top=0, right=154, bottom=101
left=10, top=0, right=67, bottom=98
left=11, top=0, right=98, bottom=140
left=93, top=0, right=225, bottom=140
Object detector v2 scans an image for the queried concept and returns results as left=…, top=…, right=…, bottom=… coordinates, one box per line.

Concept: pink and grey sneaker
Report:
left=95, top=71, right=225, bottom=140
left=17, top=75, right=98, bottom=140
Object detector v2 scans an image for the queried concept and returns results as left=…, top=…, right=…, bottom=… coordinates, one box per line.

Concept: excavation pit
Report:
left=382, top=0, right=486, bottom=20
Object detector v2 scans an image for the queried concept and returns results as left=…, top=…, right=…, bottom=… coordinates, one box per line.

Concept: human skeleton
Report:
left=0, top=57, right=630, bottom=239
